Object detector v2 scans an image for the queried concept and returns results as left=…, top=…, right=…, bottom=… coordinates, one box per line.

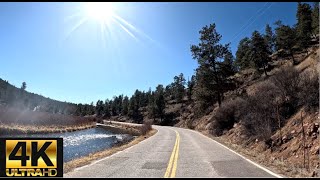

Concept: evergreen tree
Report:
left=165, top=84, right=174, bottom=100
left=154, top=84, right=165, bottom=122
left=274, top=21, right=297, bottom=64
left=312, top=2, right=319, bottom=37
left=235, top=37, right=253, bottom=70
left=110, top=99, right=117, bottom=116
left=221, top=50, right=236, bottom=76
left=250, top=30, right=271, bottom=76
left=172, top=73, right=186, bottom=103
left=89, top=102, right=95, bottom=115
left=296, top=2, right=313, bottom=51
left=187, top=75, right=195, bottom=101
left=95, top=100, right=104, bottom=117
left=190, top=23, right=230, bottom=108
left=104, top=99, right=111, bottom=117
left=117, top=95, right=123, bottom=115
left=147, top=91, right=156, bottom=120
left=122, top=96, right=129, bottom=116
left=264, top=24, right=275, bottom=53
left=128, top=94, right=142, bottom=123
left=21, top=82, right=26, bottom=91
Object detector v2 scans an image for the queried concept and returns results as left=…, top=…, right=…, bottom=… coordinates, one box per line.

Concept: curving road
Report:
left=65, top=124, right=282, bottom=178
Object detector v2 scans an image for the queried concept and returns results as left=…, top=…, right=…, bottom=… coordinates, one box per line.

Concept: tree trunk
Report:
left=217, top=92, right=222, bottom=107
left=277, top=105, right=282, bottom=144
left=301, top=111, right=306, bottom=168
left=263, top=65, right=268, bottom=77
left=291, top=52, right=296, bottom=65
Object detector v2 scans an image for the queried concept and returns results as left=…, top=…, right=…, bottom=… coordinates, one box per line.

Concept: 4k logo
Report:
left=0, top=138, right=63, bottom=177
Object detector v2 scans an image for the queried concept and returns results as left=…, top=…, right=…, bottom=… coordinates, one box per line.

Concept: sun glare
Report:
left=84, top=2, right=115, bottom=23
left=64, top=2, right=156, bottom=49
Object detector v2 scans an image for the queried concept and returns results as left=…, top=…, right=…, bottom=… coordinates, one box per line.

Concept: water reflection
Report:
left=0, top=127, right=133, bottom=162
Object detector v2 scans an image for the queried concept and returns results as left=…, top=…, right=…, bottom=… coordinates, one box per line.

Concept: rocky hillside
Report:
left=109, top=45, right=319, bottom=177
left=176, top=46, right=319, bottom=177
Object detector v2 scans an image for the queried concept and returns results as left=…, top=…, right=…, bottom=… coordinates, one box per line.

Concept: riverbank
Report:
left=64, top=128, right=157, bottom=173
left=0, top=123, right=96, bottom=134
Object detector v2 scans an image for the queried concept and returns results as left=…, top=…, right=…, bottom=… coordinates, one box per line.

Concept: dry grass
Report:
left=0, top=105, right=95, bottom=126
left=0, top=123, right=96, bottom=134
left=201, top=130, right=319, bottom=178
left=63, top=128, right=157, bottom=173
left=0, top=105, right=96, bottom=133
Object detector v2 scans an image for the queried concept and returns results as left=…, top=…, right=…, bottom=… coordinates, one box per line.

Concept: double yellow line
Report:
left=164, top=130, right=180, bottom=178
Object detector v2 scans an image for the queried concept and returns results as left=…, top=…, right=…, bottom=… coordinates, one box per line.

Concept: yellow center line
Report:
left=164, top=130, right=180, bottom=178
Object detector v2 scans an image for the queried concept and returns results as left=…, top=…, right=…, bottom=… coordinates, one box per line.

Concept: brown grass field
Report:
left=0, top=105, right=96, bottom=133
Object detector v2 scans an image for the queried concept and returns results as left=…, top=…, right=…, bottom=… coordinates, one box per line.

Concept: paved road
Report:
left=65, top=124, right=281, bottom=178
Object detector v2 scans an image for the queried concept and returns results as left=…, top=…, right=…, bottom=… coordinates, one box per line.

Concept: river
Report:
left=0, top=127, right=134, bottom=162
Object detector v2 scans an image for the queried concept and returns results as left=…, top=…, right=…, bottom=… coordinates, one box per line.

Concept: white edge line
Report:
left=65, top=126, right=159, bottom=174
left=189, top=129, right=284, bottom=178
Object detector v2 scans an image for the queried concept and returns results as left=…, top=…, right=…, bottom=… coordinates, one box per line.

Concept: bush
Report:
left=270, top=66, right=302, bottom=118
left=242, top=81, right=282, bottom=140
left=211, top=97, right=247, bottom=136
left=298, top=69, right=319, bottom=111
left=271, top=66, right=300, bottom=103
left=140, top=120, right=153, bottom=135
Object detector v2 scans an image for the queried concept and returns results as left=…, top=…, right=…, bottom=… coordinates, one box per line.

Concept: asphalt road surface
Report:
left=65, top=124, right=282, bottom=178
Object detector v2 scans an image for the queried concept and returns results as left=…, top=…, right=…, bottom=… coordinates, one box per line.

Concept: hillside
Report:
left=107, top=45, right=319, bottom=177
left=0, top=79, right=96, bottom=132
left=0, top=78, right=78, bottom=114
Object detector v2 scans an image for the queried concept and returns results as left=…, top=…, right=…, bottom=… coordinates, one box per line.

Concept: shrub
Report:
left=140, top=120, right=153, bottom=135
left=242, top=81, right=282, bottom=140
left=271, top=66, right=301, bottom=103
left=270, top=66, right=303, bottom=118
left=211, top=97, right=247, bottom=136
left=298, top=69, right=319, bottom=111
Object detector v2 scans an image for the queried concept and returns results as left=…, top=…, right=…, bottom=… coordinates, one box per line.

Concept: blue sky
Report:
left=0, top=2, right=302, bottom=104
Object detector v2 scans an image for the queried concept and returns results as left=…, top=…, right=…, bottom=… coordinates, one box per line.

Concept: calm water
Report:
left=0, top=127, right=134, bottom=162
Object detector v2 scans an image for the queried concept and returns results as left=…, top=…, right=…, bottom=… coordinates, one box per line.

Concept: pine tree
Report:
left=154, top=85, right=165, bottom=122
left=110, top=99, right=117, bottom=116
left=172, top=73, right=186, bottom=103
left=250, top=30, right=271, bottom=76
left=147, top=91, right=156, bottom=120
left=122, top=96, right=129, bottom=116
left=221, top=50, right=236, bottom=76
left=104, top=99, right=111, bottom=117
left=235, top=37, right=253, bottom=70
left=312, top=2, right=319, bottom=37
left=274, top=21, right=297, bottom=64
left=21, top=82, right=27, bottom=91
left=264, top=24, right=275, bottom=54
left=90, top=102, right=95, bottom=115
left=187, top=75, right=195, bottom=101
left=190, top=23, right=230, bottom=108
left=128, top=94, right=142, bottom=123
left=296, top=2, right=313, bottom=51
left=95, top=100, right=104, bottom=117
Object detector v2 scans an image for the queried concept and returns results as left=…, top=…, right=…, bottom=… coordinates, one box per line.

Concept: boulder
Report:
left=312, top=132, right=317, bottom=140
left=309, top=171, right=317, bottom=177
left=282, top=135, right=288, bottom=143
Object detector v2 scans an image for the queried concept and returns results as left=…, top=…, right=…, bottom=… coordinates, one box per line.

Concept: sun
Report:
left=84, top=2, right=115, bottom=23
